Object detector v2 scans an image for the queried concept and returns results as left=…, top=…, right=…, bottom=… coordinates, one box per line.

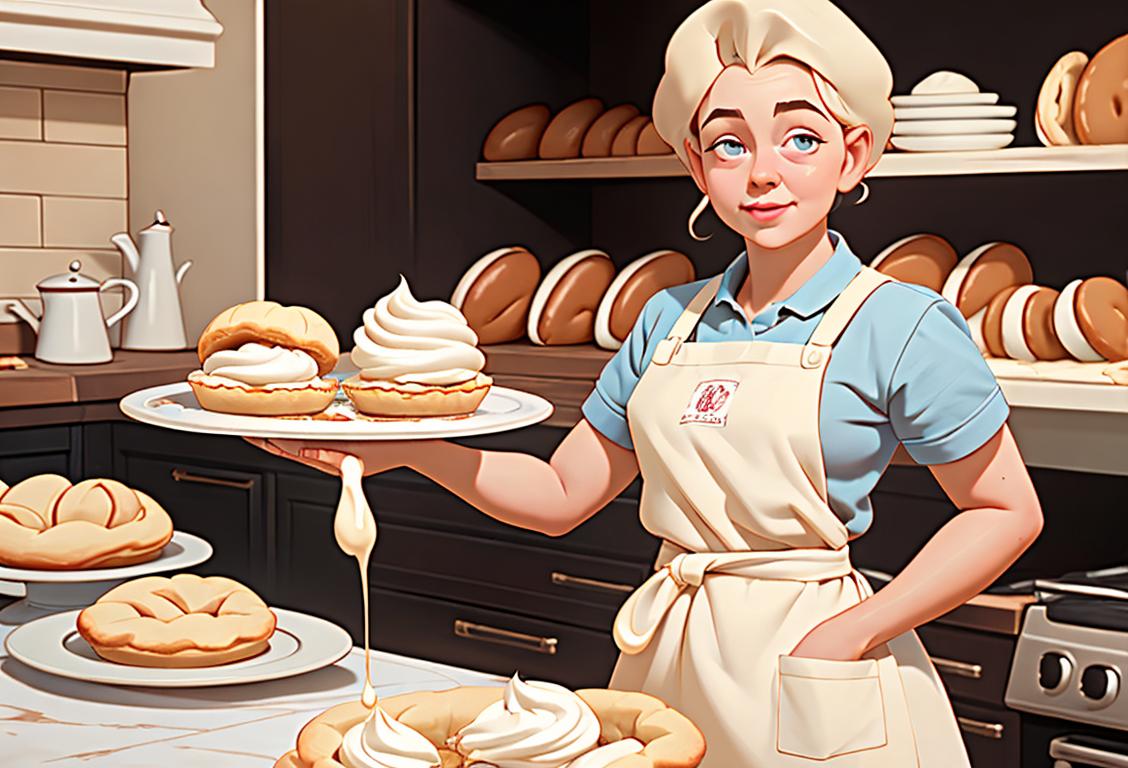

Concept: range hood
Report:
left=0, top=0, right=222, bottom=68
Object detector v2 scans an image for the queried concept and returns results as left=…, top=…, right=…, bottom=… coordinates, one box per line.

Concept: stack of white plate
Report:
left=891, top=71, right=1017, bottom=151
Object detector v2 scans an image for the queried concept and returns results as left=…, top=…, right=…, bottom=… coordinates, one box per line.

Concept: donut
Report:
left=450, top=247, right=542, bottom=344
left=527, top=250, right=615, bottom=345
left=594, top=250, right=695, bottom=350
left=0, top=475, right=173, bottom=570
left=482, top=104, right=551, bottom=161
left=869, top=234, right=958, bottom=293
left=77, top=574, right=276, bottom=668
left=1053, top=276, right=1128, bottom=362
left=581, top=104, right=641, bottom=158
left=1074, top=34, right=1128, bottom=145
left=1035, top=51, right=1088, bottom=146
left=539, top=98, right=604, bottom=160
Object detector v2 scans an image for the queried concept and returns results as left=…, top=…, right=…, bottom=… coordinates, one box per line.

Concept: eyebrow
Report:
left=699, top=107, right=744, bottom=130
left=774, top=99, right=830, bottom=120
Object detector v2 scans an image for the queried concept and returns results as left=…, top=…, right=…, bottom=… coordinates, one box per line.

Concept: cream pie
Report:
left=189, top=300, right=340, bottom=416
left=274, top=674, right=706, bottom=768
left=344, top=276, right=492, bottom=417
left=77, top=573, right=277, bottom=668
left=0, top=475, right=173, bottom=569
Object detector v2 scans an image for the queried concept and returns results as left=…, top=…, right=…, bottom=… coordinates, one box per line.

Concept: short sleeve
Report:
left=888, top=300, right=1009, bottom=464
left=580, top=294, right=665, bottom=451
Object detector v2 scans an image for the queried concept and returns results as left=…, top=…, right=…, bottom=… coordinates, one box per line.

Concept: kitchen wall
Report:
left=0, top=60, right=128, bottom=352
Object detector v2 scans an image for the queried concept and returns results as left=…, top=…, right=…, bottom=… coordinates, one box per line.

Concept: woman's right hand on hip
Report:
left=243, top=437, right=419, bottom=477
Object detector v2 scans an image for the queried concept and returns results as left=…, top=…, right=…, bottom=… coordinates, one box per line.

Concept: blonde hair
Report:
left=654, top=0, right=894, bottom=171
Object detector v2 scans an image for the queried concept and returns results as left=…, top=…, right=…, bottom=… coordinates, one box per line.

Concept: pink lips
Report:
left=740, top=202, right=794, bottom=222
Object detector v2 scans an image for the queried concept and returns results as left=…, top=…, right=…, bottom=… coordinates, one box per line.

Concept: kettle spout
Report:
left=111, top=232, right=140, bottom=272
left=2, top=299, right=40, bottom=334
left=175, top=260, right=193, bottom=285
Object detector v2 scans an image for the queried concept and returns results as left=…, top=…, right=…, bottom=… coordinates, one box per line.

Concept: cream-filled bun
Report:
left=941, top=242, right=1034, bottom=354
left=528, top=250, right=616, bottom=345
left=998, top=285, right=1070, bottom=362
left=539, top=98, right=604, bottom=160
left=482, top=104, right=551, bottom=161
left=594, top=250, right=695, bottom=350
left=450, top=247, right=541, bottom=344
left=1035, top=51, right=1088, bottom=146
left=1053, top=277, right=1128, bottom=362
left=870, top=233, right=958, bottom=293
left=189, top=301, right=340, bottom=416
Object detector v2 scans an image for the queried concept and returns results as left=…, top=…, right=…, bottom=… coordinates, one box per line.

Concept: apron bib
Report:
left=609, top=266, right=970, bottom=767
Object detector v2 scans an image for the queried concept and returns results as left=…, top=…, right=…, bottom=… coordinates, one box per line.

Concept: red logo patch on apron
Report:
left=679, top=379, right=739, bottom=427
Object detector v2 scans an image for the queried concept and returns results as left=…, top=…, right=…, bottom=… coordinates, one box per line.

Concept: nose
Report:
left=746, top=152, right=781, bottom=194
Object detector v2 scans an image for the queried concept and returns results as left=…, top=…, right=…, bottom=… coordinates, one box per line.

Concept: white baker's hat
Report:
left=653, top=0, right=894, bottom=171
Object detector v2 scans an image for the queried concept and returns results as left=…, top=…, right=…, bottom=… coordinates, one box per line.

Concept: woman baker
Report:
left=252, top=1, right=1043, bottom=764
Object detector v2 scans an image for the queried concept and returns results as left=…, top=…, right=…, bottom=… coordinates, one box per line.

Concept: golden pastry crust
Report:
left=188, top=371, right=339, bottom=416
left=0, top=476, right=173, bottom=570
left=77, top=574, right=277, bottom=668
left=274, top=686, right=706, bottom=768
left=342, top=372, right=492, bottom=418
left=197, top=301, right=340, bottom=376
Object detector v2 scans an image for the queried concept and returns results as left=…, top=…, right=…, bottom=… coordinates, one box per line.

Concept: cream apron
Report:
left=609, top=266, right=970, bottom=767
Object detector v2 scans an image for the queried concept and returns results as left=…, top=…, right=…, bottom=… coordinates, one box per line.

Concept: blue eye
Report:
left=787, top=134, right=821, bottom=153
left=710, top=139, right=746, bottom=158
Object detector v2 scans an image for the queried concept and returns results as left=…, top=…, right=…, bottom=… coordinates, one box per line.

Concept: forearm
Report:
left=848, top=503, right=1041, bottom=652
left=396, top=439, right=584, bottom=536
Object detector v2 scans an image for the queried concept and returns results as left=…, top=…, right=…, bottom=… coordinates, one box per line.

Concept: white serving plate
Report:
left=891, top=134, right=1015, bottom=152
left=0, top=531, right=211, bottom=584
left=891, top=92, right=1000, bottom=107
left=893, top=118, right=1017, bottom=136
left=5, top=607, right=352, bottom=687
left=893, top=104, right=1017, bottom=120
left=120, top=382, right=553, bottom=440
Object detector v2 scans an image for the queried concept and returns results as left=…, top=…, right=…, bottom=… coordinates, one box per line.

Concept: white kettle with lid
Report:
left=112, top=210, right=193, bottom=350
left=2, top=260, right=139, bottom=364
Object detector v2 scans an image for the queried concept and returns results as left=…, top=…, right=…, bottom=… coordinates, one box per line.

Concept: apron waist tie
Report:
left=613, top=542, right=854, bottom=655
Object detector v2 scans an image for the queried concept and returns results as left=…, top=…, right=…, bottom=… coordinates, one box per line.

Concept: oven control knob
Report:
left=1038, top=652, right=1072, bottom=693
left=1080, top=665, right=1119, bottom=705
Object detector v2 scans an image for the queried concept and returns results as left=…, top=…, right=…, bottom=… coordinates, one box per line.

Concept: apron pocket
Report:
left=776, top=655, right=889, bottom=760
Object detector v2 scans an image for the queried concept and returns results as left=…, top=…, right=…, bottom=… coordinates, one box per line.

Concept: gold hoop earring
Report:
left=688, top=195, right=713, bottom=241
left=852, top=182, right=870, bottom=206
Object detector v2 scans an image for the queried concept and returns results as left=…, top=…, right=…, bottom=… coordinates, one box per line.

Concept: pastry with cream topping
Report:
left=188, top=300, right=340, bottom=416
left=344, top=276, right=492, bottom=417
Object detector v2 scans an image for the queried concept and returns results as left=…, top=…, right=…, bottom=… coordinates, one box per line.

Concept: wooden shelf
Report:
left=482, top=342, right=1128, bottom=475
left=476, top=144, right=1128, bottom=181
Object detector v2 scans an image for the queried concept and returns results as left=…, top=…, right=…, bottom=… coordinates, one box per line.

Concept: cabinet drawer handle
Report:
left=453, top=620, right=558, bottom=655
left=932, top=656, right=983, bottom=679
left=957, top=716, right=1004, bottom=740
left=171, top=468, right=254, bottom=490
left=551, top=571, right=634, bottom=594
left=1050, top=735, right=1128, bottom=767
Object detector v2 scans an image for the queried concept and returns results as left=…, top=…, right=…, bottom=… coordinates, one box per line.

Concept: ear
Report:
left=684, top=138, right=708, bottom=195
left=838, top=124, right=874, bottom=194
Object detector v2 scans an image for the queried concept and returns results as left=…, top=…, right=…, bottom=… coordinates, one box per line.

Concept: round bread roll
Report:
left=1053, top=276, right=1128, bottom=362
left=582, top=104, right=641, bottom=157
left=539, top=98, right=604, bottom=160
left=611, top=115, right=650, bottom=156
left=999, top=285, right=1069, bottom=362
left=594, top=251, right=695, bottom=350
left=528, top=250, right=616, bottom=345
left=482, top=104, right=551, bottom=161
left=636, top=121, right=674, bottom=155
left=197, top=301, right=339, bottom=376
left=870, top=233, right=958, bottom=293
left=450, top=247, right=542, bottom=344
left=1074, top=34, right=1128, bottom=145
left=982, top=285, right=1021, bottom=358
left=0, top=475, right=173, bottom=569
left=274, top=686, right=706, bottom=768
left=77, top=574, right=276, bottom=668
left=1035, top=51, right=1088, bottom=146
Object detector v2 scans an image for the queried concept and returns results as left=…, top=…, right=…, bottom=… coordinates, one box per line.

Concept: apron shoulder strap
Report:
left=807, top=266, right=893, bottom=349
left=652, top=274, right=724, bottom=364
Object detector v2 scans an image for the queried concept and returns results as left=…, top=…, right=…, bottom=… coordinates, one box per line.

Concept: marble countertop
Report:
left=2, top=633, right=504, bottom=767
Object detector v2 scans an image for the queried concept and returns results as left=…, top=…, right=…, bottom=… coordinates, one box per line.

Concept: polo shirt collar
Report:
left=712, top=230, right=863, bottom=320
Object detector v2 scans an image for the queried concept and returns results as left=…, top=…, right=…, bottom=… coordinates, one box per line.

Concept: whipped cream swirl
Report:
left=201, top=342, right=319, bottom=386
left=351, top=275, right=484, bottom=385
left=450, top=674, right=601, bottom=768
left=339, top=706, right=440, bottom=768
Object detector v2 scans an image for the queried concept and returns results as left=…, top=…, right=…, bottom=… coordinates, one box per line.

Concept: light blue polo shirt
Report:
left=581, top=231, right=1009, bottom=537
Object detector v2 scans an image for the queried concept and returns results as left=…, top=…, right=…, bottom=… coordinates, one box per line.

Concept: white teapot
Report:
left=3, top=260, right=139, bottom=364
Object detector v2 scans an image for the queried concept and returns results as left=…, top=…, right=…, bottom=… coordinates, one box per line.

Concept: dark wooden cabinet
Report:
left=0, top=424, right=81, bottom=482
